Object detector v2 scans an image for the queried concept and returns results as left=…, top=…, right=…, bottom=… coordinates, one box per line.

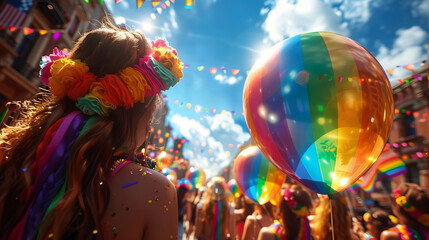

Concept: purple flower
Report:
left=40, top=48, right=70, bottom=85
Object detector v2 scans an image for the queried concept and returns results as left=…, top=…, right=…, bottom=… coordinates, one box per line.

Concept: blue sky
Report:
left=105, top=0, right=429, bottom=177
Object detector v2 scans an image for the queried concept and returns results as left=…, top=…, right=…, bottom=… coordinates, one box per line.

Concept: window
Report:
left=11, top=25, right=39, bottom=78
left=405, top=113, right=416, bottom=137
left=67, top=16, right=80, bottom=38
left=406, top=163, right=420, bottom=185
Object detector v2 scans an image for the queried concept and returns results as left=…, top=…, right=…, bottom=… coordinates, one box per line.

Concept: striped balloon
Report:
left=227, top=179, right=242, bottom=198
left=234, top=146, right=286, bottom=204
left=243, top=32, right=394, bottom=195
left=185, top=167, right=206, bottom=189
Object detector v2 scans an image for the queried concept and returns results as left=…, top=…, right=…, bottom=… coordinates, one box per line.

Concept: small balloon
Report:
left=227, top=179, right=242, bottom=198
left=156, top=151, right=173, bottom=170
left=234, top=146, right=286, bottom=204
left=185, top=167, right=206, bottom=189
left=177, top=178, right=193, bottom=190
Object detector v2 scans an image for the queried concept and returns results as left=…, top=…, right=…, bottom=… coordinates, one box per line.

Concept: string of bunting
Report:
left=0, top=25, right=64, bottom=41
left=386, top=60, right=427, bottom=76
left=164, top=97, right=245, bottom=117
left=394, top=108, right=428, bottom=120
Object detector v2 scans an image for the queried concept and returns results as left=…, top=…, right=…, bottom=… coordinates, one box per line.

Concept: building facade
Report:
left=0, top=0, right=109, bottom=123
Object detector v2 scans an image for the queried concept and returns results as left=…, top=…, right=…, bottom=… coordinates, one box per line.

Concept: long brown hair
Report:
left=279, top=184, right=312, bottom=239
left=313, top=196, right=352, bottom=240
left=0, top=20, right=158, bottom=239
left=201, top=177, right=230, bottom=237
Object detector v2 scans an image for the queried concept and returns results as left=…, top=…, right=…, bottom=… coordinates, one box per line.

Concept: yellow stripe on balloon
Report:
left=320, top=32, right=362, bottom=191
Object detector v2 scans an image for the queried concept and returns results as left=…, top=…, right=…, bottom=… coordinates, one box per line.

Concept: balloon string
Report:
left=330, top=199, right=335, bottom=240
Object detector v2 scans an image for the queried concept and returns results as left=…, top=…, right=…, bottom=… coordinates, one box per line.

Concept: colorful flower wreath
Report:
left=394, top=189, right=429, bottom=227
left=283, top=189, right=309, bottom=217
left=39, top=39, right=184, bottom=117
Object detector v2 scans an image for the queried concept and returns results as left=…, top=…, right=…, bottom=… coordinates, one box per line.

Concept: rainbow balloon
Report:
left=234, top=146, right=286, bottom=204
left=243, top=32, right=394, bottom=195
left=185, top=167, right=206, bottom=189
left=358, top=148, right=407, bottom=192
left=177, top=178, right=193, bottom=190
left=156, top=151, right=173, bottom=170
left=227, top=179, right=242, bottom=198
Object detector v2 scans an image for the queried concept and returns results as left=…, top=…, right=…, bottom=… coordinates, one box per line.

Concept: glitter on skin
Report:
left=93, top=230, right=98, bottom=234
left=122, top=181, right=138, bottom=188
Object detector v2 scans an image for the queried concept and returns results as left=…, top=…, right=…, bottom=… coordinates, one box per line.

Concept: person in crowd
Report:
left=177, top=185, right=192, bottom=240
left=234, top=195, right=255, bottom=239
left=380, top=183, right=429, bottom=240
left=0, top=19, right=183, bottom=239
left=242, top=202, right=275, bottom=240
left=312, top=195, right=360, bottom=240
left=195, top=177, right=236, bottom=240
left=258, top=184, right=312, bottom=240
left=360, top=210, right=395, bottom=240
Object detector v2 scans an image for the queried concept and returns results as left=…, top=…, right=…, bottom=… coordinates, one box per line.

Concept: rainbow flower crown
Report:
left=39, top=39, right=183, bottom=116
left=394, top=189, right=429, bottom=227
left=283, top=189, right=309, bottom=217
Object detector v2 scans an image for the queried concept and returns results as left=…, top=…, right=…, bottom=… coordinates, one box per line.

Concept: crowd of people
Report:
left=177, top=179, right=429, bottom=240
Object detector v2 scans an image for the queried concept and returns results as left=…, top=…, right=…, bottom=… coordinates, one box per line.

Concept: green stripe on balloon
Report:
left=301, top=32, right=337, bottom=195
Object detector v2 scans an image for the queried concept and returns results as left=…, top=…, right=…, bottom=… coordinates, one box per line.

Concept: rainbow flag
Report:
left=347, top=179, right=362, bottom=192
left=358, top=148, right=407, bottom=193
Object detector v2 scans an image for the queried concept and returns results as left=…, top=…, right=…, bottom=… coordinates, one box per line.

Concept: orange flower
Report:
left=98, top=74, right=133, bottom=108
left=90, top=82, right=116, bottom=110
left=119, top=67, right=151, bottom=103
left=49, top=59, right=89, bottom=98
left=67, top=72, right=97, bottom=101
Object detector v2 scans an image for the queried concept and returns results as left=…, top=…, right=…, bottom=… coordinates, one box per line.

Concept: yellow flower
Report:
left=153, top=47, right=184, bottom=81
left=49, top=59, right=89, bottom=98
left=396, top=196, right=407, bottom=207
left=119, top=67, right=151, bottom=103
left=90, top=82, right=116, bottom=110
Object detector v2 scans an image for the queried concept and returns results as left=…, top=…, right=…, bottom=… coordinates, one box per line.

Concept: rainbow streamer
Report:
left=212, top=200, right=222, bottom=240
left=358, top=148, right=407, bottom=192
left=243, top=32, right=394, bottom=194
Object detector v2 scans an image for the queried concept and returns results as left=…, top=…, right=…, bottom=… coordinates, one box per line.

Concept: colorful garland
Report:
left=39, top=39, right=184, bottom=117
left=394, top=189, right=429, bottom=227
left=283, top=189, right=309, bottom=217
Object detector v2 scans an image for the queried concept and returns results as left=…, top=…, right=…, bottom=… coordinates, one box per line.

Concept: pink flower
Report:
left=40, top=48, right=70, bottom=85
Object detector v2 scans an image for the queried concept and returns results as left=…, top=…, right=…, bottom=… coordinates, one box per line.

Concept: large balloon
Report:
left=234, top=146, right=286, bottom=204
left=243, top=32, right=394, bottom=195
left=185, top=167, right=206, bottom=189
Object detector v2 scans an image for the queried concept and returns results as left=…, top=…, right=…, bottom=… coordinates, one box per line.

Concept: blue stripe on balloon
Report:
left=259, top=45, right=303, bottom=176
left=243, top=152, right=262, bottom=202
left=277, top=35, right=326, bottom=194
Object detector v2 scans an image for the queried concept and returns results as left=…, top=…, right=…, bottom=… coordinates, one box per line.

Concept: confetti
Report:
left=122, top=181, right=138, bottom=188
left=155, top=196, right=159, bottom=201
left=93, top=229, right=98, bottom=234
left=146, top=171, right=152, bottom=175
left=130, top=170, right=133, bottom=175
left=22, top=168, right=27, bottom=172
left=100, top=182, right=103, bottom=185
left=48, top=233, right=54, bottom=238
left=139, top=168, right=143, bottom=172
left=148, top=200, right=152, bottom=203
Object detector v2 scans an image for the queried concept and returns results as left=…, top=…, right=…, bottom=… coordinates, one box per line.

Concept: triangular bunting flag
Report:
left=115, top=0, right=122, bottom=3
left=152, top=0, right=162, bottom=7
left=404, top=64, right=414, bottom=71
left=23, top=27, right=34, bottom=35
left=231, top=69, right=240, bottom=75
left=386, top=68, right=394, bottom=76
left=137, top=0, right=145, bottom=8
left=166, top=1, right=170, bottom=7
left=210, top=67, right=217, bottom=75
left=39, top=29, right=48, bottom=35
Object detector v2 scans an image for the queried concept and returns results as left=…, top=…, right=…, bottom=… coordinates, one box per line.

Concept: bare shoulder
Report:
left=102, top=163, right=178, bottom=240
left=380, top=230, right=401, bottom=240
left=257, top=227, right=276, bottom=240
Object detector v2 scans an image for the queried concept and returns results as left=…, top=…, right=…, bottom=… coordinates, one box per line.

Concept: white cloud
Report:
left=169, top=113, right=250, bottom=178
left=412, top=0, right=429, bottom=18
left=161, top=22, right=172, bottom=39
left=214, top=74, right=243, bottom=85
left=201, top=0, right=217, bottom=7
left=375, top=26, right=428, bottom=84
left=170, top=8, right=179, bottom=29
left=260, top=8, right=270, bottom=15
left=262, top=0, right=350, bottom=42
left=376, top=26, right=428, bottom=69
left=120, top=0, right=129, bottom=9
left=338, top=0, right=371, bottom=24
left=104, top=0, right=115, bottom=14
